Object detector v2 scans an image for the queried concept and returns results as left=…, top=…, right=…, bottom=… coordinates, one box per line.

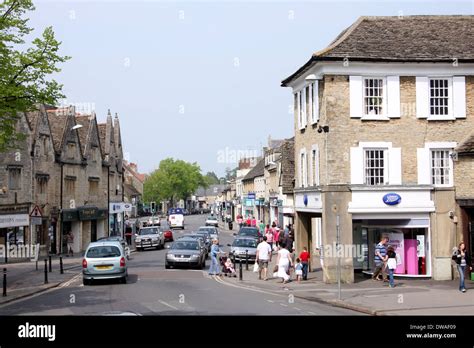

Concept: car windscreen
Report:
left=207, top=216, right=217, bottom=220
left=199, top=227, right=215, bottom=233
left=233, top=239, right=258, bottom=248
left=86, top=246, right=121, bottom=258
left=171, top=241, right=199, bottom=250
left=239, top=229, right=258, bottom=236
left=139, top=228, right=158, bottom=235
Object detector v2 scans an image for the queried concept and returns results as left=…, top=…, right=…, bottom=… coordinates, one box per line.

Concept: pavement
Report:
left=217, top=220, right=474, bottom=315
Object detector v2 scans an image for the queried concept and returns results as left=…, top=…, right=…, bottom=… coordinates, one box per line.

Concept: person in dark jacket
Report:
left=284, top=232, right=294, bottom=252
left=452, top=242, right=472, bottom=293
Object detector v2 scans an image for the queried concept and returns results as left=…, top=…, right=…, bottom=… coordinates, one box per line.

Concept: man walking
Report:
left=372, top=236, right=388, bottom=281
left=256, top=236, right=272, bottom=280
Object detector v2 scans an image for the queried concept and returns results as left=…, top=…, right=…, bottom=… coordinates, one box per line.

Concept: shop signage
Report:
left=109, top=202, right=132, bottom=214
left=244, top=199, right=254, bottom=207
left=247, top=193, right=256, bottom=200
left=0, top=214, right=29, bottom=228
left=62, top=210, right=78, bottom=222
left=303, top=194, right=308, bottom=206
left=79, top=207, right=99, bottom=220
left=383, top=193, right=401, bottom=206
left=31, top=217, right=42, bottom=225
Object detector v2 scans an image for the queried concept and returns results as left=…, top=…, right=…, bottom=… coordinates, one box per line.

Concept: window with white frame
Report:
left=429, top=78, right=450, bottom=116
left=299, top=90, right=305, bottom=128
left=364, top=78, right=384, bottom=116
left=300, top=150, right=307, bottom=188
left=311, top=146, right=319, bottom=186
left=364, top=149, right=386, bottom=185
left=306, top=85, right=311, bottom=121
left=430, top=149, right=451, bottom=186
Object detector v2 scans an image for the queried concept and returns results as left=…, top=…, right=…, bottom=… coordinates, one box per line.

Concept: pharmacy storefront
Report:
left=349, top=189, right=435, bottom=278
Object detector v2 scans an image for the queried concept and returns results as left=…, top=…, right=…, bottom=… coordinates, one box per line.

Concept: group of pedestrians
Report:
left=255, top=233, right=310, bottom=284
left=373, top=236, right=472, bottom=292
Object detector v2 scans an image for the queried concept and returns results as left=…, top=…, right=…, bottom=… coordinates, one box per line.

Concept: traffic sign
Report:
left=30, top=205, right=43, bottom=218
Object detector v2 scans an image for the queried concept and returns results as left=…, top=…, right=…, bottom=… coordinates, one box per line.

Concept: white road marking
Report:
left=280, top=303, right=288, bottom=307
left=307, top=311, right=316, bottom=315
left=59, top=273, right=82, bottom=288
left=158, top=300, right=178, bottom=310
left=294, top=307, right=302, bottom=311
left=266, top=300, right=274, bottom=303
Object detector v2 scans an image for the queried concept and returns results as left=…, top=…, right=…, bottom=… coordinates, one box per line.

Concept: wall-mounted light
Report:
left=317, top=125, right=329, bottom=133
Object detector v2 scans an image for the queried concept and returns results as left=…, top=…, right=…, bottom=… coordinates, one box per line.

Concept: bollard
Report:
left=44, top=259, right=48, bottom=284
left=3, top=268, right=6, bottom=297
left=36, top=260, right=38, bottom=271
left=239, top=259, right=243, bottom=281
left=48, top=255, right=52, bottom=273
left=60, top=256, right=64, bottom=274
left=245, top=250, right=249, bottom=271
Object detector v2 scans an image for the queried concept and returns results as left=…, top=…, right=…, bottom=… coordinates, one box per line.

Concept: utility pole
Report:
left=336, top=214, right=341, bottom=300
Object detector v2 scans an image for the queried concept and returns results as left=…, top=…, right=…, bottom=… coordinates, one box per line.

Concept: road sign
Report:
left=31, top=217, right=42, bottom=225
left=30, top=205, right=43, bottom=218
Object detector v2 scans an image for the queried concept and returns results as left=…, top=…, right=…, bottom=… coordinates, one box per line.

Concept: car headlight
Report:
left=191, top=255, right=199, bottom=259
left=167, top=254, right=175, bottom=258
left=135, top=238, right=141, bottom=242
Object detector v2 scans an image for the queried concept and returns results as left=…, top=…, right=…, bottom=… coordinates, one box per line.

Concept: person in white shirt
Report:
left=256, top=236, right=272, bottom=281
left=276, top=243, right=293, bottom=283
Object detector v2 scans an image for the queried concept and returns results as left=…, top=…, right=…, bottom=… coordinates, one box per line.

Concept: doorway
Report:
left=91, top=220, right=97, bottom=242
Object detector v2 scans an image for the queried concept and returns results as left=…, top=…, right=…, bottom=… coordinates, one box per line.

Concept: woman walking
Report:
left=452, top=242, right=472, bottom=293
left=276, top=243, right=293, bottom=284
left=208, top=239, right=223, bottom=276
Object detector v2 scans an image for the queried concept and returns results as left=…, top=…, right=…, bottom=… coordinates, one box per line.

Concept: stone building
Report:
left=242, top=158, right=265, bottom=219
left=282, top=16, right=474, bottom=282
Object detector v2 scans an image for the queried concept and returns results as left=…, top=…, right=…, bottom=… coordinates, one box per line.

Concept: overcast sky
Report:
left=29, top=0, right=473, bottom=176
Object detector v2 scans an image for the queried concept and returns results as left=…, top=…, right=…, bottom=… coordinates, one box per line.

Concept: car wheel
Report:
left=165, top=263, right=170, bottom=269
left=120, top=276, right=127, bottom=284
left=83, top=278, right=90, bottom=286
left=136, top=247, right=141, bottom=252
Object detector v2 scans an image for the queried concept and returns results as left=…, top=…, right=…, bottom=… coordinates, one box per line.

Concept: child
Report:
left=224, top=257, right=236, bottom=277
left=295, top=258, right=303, bottom=282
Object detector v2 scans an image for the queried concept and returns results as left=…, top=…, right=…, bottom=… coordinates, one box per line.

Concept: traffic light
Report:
left=150, top=202, right=156, bottom=213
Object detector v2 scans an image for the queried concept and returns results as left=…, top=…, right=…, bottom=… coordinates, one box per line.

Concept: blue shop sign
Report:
left=383, top=193, right=401, bottom=206
left=303, top=194, right=308, bottom=206
left=247, top=193, right=256, bottom=200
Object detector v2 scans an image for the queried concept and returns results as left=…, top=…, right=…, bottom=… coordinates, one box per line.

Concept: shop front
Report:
left=0, top=207, right=30, bottom=263
left=61, top=209, right=79, bottom=254
left=78, top=206, right=107, bottom=246
left=349, top=188, right=435, bottom=278
left=109, top=202, right=132, bottom=237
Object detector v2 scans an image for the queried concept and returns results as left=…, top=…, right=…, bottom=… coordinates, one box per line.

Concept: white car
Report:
left=205, top=215, right=219, bottom=227
left=82, top=241, right=128, bottom=285
left=169, top=213, right=184, bottom=229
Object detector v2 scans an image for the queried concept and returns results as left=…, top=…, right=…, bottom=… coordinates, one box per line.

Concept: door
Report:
left=91, top=220, right=97, bottom=242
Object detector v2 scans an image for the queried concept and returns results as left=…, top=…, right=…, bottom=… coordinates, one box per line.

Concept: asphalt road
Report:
left=0, top=215, right=359, bottom=316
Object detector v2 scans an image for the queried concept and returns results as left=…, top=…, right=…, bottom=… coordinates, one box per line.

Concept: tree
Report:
left=204, top=171, right=219, bottom=185
left=144, top=158, right=206, bottom=206
left=0, top=0, right=70, bottom=152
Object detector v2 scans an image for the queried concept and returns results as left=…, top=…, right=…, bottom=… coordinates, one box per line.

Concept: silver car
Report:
left=165, top=238, right=207, bottom=269
left=198, top=226, right=218, bottom=240
left=82, top=241, right=128, bottom=285
left=135, top=227, right=165, bottom=251
left=228, top=236, right=258, bottom=262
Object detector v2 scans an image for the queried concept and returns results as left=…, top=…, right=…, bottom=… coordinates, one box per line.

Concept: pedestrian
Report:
left=251, top=216, right=257, bottom=227
left=284, top=232, right=294, bottom=252
left=208, top=239, right=223, bottom=276
left=259, top=220, right=265, bottom=235
left=372, top=236, right=388, bottom=281
left=237, top=215, right=243, bottom=230
left=284, top=224, right=290, bottom=238
left=66, top=231, right=74, bottom=257
left=295, top=258, right=303, bottom=283
left=265, top=228, right=274, bottom=252
left=386, top=246, right=397, bottom=288
left=274, top=227, right=280, bottom=248
left=256, top=236, right=272, bottom=280
left=452, top=241, right=472, bottom=293
left=246, top=216, right=251, bottom=226
left=299, top=246, right=310, bottom=280
left=276, top=243, right=293, bottom=284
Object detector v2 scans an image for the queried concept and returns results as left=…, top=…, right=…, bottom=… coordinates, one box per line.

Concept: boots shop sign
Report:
left=109, top=203, right=133, bottom=213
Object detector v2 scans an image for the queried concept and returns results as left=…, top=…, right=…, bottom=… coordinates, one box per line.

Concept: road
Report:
left=0, top=215, right=359, bottom=316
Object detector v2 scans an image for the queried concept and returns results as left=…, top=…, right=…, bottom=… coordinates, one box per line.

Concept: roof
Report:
left=97, top=124, right=107, bottom=155
left=282, top=15, right=474, bottom=86
left=75, top=116, right=91, bottom=154
left=243, top=158, right=265, bottom=181
left=456, top=133, right=474, bottom=154
left=46, top=111, right=68, bottom=154
left=124, top=182, right=141, bottom=197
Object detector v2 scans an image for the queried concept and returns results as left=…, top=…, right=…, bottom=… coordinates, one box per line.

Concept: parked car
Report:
left=82, top=241, right=128, bottom=285
left=198, top=226, right=218, bottom=240
left=205, top=215, right=219, bottom=227
left=195, top=230, right=212, bottom=252
left=97, top=236, right=130, bottom=259
left=165, top=237, right=207, bottom=269
left=160, top=221, right=173, bottom=242
left=147, top=216, right=161, bottom=226
left=135, top=227, right=165, bottom=251
left=227, top=236, right=258, bottom=262
left=178, top=234, right=209, bottom=258
left=235, top=227, right=261, bottom=242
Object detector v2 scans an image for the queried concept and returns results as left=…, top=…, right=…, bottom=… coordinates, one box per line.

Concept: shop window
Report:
left=8, top=167, right=21, bottom=190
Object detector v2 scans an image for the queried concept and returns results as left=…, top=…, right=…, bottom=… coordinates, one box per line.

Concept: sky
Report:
left=28, top=0, right=473, bottom=176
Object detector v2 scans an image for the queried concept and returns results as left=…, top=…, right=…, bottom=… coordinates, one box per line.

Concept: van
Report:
left=169, top=213, right=184, bottom=229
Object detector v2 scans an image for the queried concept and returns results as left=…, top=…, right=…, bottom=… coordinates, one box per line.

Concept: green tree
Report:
left=204, top=171, right=219, bottom=185
left=0, top=0, right=70, bottom=152
left=144, top=158, right=206, bottom=206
